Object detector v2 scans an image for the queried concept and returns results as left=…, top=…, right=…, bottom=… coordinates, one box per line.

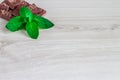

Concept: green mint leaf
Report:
left=19, top=23, right=27, bottom=30
left=33, top=14, right=54, bottom=29
left=6, top=16, right=24, bottom=32
left=26, top=22, right=39, bottom=39
left=20, top=6, right=33, bottom=22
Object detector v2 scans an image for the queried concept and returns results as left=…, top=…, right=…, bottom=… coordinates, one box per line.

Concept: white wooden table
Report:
left=0, top=0, right=120, bottom=80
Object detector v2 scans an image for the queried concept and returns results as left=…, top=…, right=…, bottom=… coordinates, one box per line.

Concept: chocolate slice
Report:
left=12, top=1, right=30, bottom=16
left=4, top=0, right=24, bottom=9
left=0, top=2, right=9, bottom=10
left=28, top=4, right=46, bottom=15
left=0, top=0, right=46, bottom=20
left=0, top=10, right=13, bottom=20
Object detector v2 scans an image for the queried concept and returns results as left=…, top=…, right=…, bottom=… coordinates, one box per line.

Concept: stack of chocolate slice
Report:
left=0, top=0, right=46, bottom=20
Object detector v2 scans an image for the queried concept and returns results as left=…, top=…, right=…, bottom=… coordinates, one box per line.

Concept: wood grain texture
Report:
left=0, top=0, right=120, bottom=80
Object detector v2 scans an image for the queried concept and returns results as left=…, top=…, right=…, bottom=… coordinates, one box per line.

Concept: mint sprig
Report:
left=6, top=6, right=54, bottom=39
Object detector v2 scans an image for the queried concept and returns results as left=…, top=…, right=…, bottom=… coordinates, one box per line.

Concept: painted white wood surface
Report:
left=0, top=0, right=120, bottom=80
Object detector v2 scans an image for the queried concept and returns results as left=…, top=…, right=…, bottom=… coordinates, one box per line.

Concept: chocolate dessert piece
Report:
left=0, top=10, right=13, bottom=20
left=0, top=0, right=46, bottom=20
left=4, top=0, right=24, bottom=9
left=28, top=4, right=46, bottom=16
left=0, top=1, right=12, bottom=20
left=0, top=2, right=9, bottom=10
left=12, top=1, right=29, bottom=16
